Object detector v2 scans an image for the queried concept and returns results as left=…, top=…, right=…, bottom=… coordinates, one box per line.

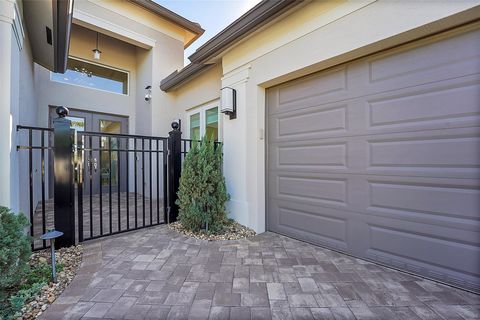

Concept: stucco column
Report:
left=0, top=0, right=15, bottom=208
left=222, top=65, right=266, bottom=233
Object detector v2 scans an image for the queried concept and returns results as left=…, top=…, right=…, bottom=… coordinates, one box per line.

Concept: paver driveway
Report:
left=41, top=225, right=479, bottom=319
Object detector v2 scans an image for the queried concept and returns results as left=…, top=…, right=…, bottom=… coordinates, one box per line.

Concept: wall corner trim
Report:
left=0, top=0, right=24, bottom=50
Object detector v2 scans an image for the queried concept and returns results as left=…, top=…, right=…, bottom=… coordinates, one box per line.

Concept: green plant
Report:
left=176, top=136, right=229, bottom=233
left=21, top=262, right=64, bottom=290
left=0, top=207, right=31, bottom=293
left=1, top=282, right=45, bottom=319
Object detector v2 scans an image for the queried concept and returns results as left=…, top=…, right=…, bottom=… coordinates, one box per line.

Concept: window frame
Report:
left=50, top=56, right=130, bottom=96
left=186, top=100, right=222, bottom=141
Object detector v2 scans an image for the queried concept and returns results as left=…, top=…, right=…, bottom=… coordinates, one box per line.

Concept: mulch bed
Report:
left=19, top=245, right=83, bottom=319
left=169, top=220, right=256, bottom=241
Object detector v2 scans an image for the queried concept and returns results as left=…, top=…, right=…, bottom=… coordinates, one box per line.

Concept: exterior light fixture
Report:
left=92, top=32, right=102, bottom=60
left=221, top=87, right=236, bottom=119
left=145, top=85, right=152, bottom=102
left=40, top=229, right=64, bottom=283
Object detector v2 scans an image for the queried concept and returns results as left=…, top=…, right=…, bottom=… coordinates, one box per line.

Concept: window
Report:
left=187, top=103, right=220, bottom=141
left=190, top=113, right=201, bottom=140
left=205, top=107, right=218, bottom=140
left=51, top=57, right=129, bottom=94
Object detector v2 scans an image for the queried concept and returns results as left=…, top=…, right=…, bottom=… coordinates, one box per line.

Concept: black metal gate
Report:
left=17, top=107, right=183, bottom=249
left=75, top=131, right=168, bottom=242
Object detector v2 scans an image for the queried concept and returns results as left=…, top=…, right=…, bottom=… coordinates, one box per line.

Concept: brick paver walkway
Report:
left=41, top=225, right=479, bottom=319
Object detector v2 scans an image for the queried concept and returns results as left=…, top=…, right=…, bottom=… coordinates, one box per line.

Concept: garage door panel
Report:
left=368, top=78, right=480, bottom=131
left=267, top=27, right=480, bottom=292
left=365, top=28, right=480, bottom=91
left=270, top=126, right=480, bottom=179
left=270, top=77, right=480, bottom=144
left=269, top=170, right=480, bottom=232
left=277, top=142, right=347, bottom=168
left=277, top=104, right=347, bottom=137
left=368, top=181, right=480, bottom=222
left=273, top=65, right=348, bottom=112
left=276, top=175, right=347, bottom=206
left=268, top=200, right=349, bottom=251
left=366, top=127, right=480, bottom=179
left=367, top=225, right=480, bottom=278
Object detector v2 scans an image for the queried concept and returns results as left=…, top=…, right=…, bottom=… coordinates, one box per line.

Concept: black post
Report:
left=53, top=106, right=75, bottom=248
left=167, top=121, right=181, bottom=223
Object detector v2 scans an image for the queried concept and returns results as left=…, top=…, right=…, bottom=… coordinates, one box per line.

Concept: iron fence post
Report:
left=167, top=121, right=181, bottom=223
left=53, top=106, right=75, bottom=248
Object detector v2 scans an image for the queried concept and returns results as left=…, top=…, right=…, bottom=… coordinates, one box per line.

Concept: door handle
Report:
left=87, top=157, right=98, bottom=172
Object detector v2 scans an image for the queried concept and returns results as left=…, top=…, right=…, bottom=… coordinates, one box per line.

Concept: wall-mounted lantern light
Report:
left=221, top=87, right=236, bottom=120
left=145, top=85, right=152, bottom=102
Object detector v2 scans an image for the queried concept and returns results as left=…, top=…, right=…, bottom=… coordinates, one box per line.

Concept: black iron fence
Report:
left=16, top=126, right=54, bottom=250
left=16, top=107, right=189, bottom=250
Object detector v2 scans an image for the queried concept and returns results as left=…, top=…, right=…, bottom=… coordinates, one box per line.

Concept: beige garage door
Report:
left=267, top=26, right=480, bottom=291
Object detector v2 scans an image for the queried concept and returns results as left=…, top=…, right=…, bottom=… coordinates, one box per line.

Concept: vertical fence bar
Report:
left=77, top=133, right=84, bottom=243
left=149, top=139, right=152, bottom=225
left=89, top=135, right=93, bottom=238
left=28, top=129, right=34, bottom=248
left=156, top=139, right=160, bottom=224
left=53, top=107, right=75, bottom=248
left=41, top=131, right=46, bottom=248
left=126, top=138, right=130, bottom=230
left=108, top=137, right=112, bottom=234
left=99, top=136, right=103, bottom=236
left=163, top=139, right=168, bottom=223
left=134, top=138, right=138, bottom=229
left=142, top=139, right=145, bottom=227
left=117, top=137, right=121, bottom=232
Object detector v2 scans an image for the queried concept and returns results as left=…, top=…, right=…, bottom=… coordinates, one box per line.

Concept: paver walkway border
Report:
left=40, top=225, right=479, bottom=319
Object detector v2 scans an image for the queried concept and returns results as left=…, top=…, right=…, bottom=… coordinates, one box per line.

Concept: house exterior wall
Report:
left=33, top=0, right=189, bottom=137
left=34, top=24, right=138, bottom=130
left=172, top=64, right=223, bottom=135
left=70, top=0, right=186, bottom=138
left=0, top=0, right=194, bottom=212
left=172, top=0, right=480, bottom=233
left=0, top=0, right=38, bottom=213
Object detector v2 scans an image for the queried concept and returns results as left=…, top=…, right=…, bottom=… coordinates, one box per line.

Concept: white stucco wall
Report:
left=172, top=64, right=223, bottom=134
left=176, top=0, right=480, bottom=233
left=0, top=0, right=36, bottom=213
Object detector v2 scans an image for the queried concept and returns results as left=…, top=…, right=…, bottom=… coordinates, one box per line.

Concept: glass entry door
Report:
left=92, top=114, right=128, bottom=194
left=49, top=108, right=128, bottom=195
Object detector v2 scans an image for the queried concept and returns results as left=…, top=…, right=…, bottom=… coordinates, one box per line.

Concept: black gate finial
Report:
left=171, top=120, right=179, bottom=130
left=56, top=106, right=69, bottom=118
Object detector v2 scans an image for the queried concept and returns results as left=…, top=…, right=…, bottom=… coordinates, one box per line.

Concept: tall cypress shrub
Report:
left=176, top=136, right=229, bottom=233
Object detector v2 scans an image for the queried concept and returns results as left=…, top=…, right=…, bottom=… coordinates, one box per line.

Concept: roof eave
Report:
left=128, top=0, right=204, bottom=36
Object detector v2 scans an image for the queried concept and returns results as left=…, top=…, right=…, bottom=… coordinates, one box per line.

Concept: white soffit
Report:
left=73, top=9, right=156, bottom=49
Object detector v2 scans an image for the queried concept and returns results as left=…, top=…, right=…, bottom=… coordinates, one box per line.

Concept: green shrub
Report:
left=176, top=136, right=229, bottom=233
left=0, top=207, right=31, bottom=293
left=6, top=282, right=45, bottom=319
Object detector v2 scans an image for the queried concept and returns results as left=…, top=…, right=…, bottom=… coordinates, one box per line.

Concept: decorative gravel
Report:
left=21, top=245, right=83, bottom=319
left=169, top=220, right=256, bottom=241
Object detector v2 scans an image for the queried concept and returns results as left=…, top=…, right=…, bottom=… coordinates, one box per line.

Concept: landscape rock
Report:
left=19, top=245, right=83, bottom=319
left=169, top=220, right=256, bottom=241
